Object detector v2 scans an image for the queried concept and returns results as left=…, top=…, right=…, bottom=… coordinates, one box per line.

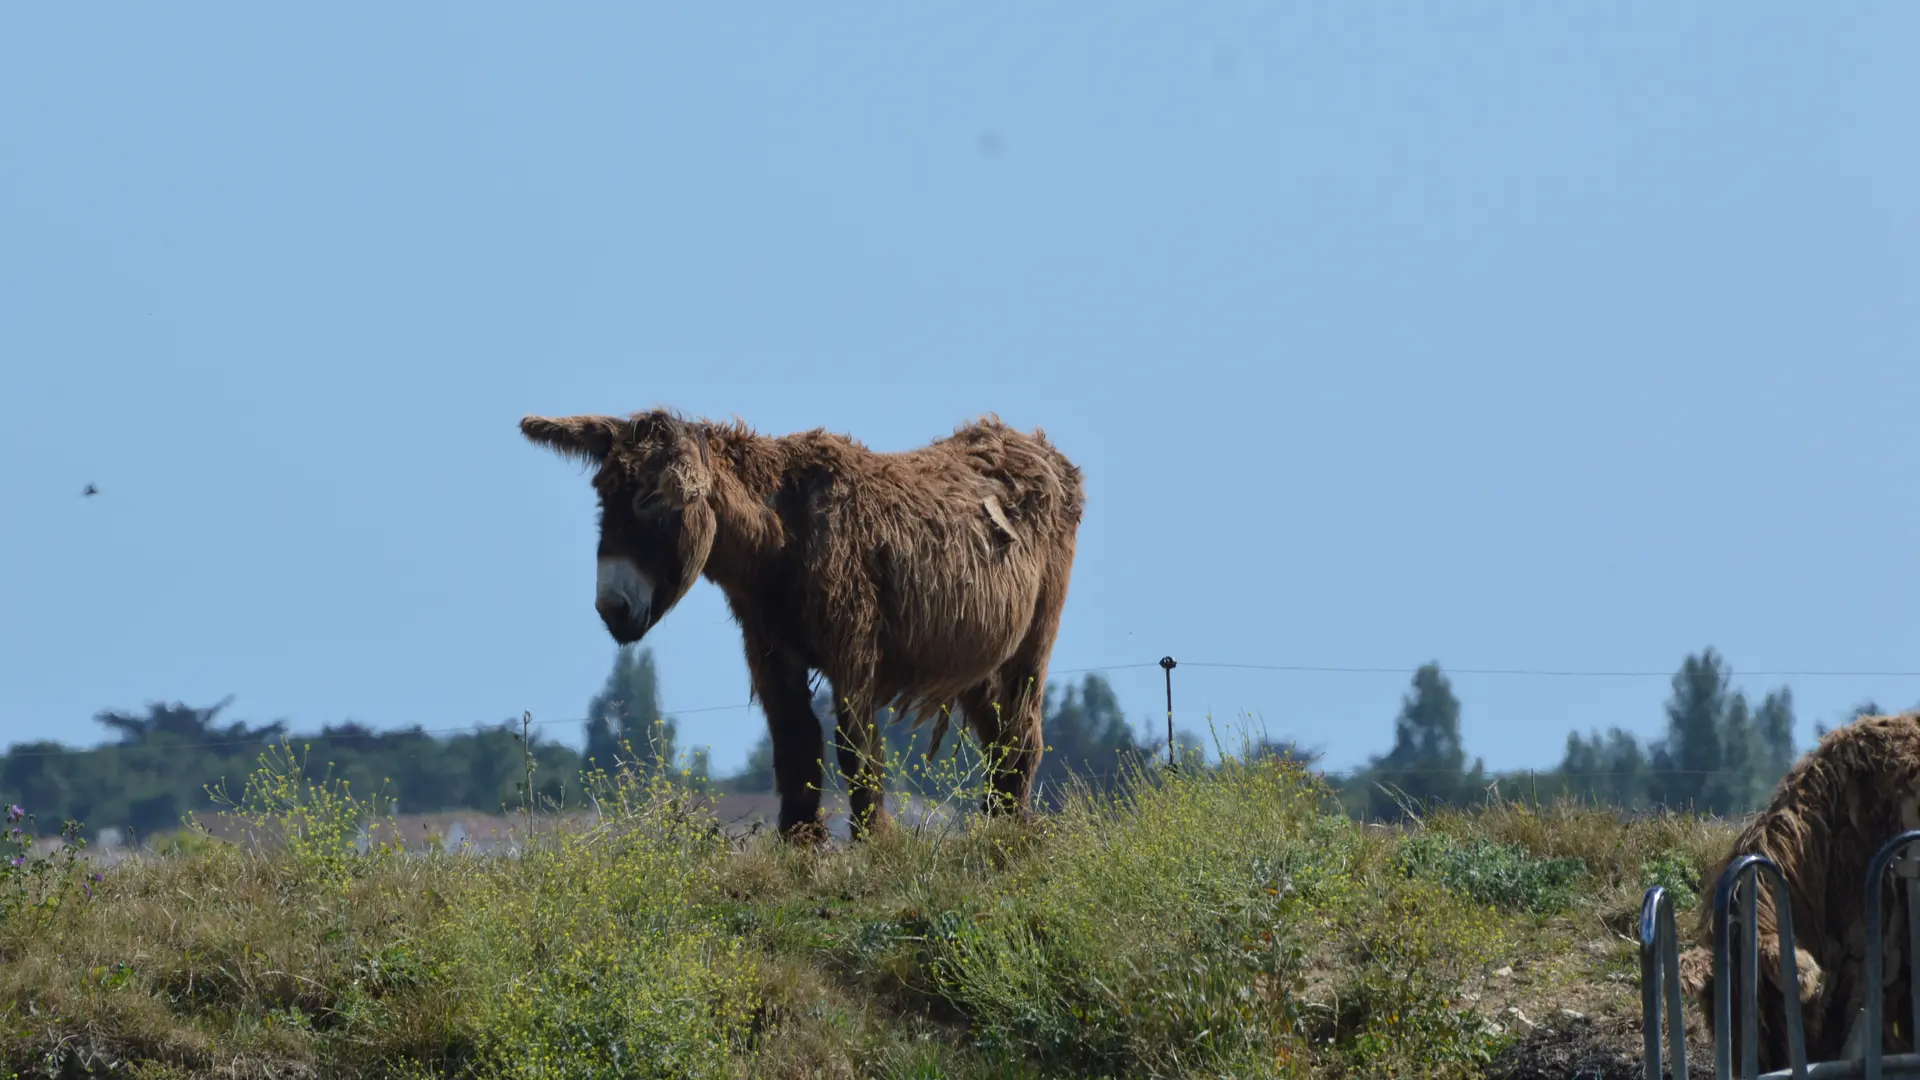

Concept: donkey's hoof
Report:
left=779, top=815, right=831, bottom=847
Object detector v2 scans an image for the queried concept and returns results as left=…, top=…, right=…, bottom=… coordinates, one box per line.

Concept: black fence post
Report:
left=1159, top=656, right=1177, bottom=768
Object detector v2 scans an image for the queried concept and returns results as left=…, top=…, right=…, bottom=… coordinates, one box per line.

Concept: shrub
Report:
left=1638, top=847, right=1702, bottom=911
left=0, top=803, right=94, bottom=926
left=903, top=754, right=1511, bottom=1078
left=1393, top=832, right=1588, bottom=915
left=435, top=763, right=760, bottom=1080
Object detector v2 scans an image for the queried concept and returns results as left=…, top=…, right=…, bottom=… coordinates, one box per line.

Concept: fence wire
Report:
left=7, top=655, right=1918, bottom=761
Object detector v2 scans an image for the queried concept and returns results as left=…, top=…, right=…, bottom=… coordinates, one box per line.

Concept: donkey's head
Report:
left=520, top=409, right=718, bottom=644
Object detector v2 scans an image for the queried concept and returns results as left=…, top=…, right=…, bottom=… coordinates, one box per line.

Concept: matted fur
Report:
left=1676, top=711, right=1920, bottom=1070
left=520, top=407, right=1085, bottom=842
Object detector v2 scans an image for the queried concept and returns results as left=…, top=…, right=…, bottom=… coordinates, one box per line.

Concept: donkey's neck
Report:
left=698, top=427, right=790, bottom=592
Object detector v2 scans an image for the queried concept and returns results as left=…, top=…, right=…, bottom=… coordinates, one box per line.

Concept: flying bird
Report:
left=82, top=483, right=98, bottom=497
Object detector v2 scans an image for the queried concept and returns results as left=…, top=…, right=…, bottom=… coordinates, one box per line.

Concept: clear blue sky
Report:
left=2, top=4, right=1914, bottom=780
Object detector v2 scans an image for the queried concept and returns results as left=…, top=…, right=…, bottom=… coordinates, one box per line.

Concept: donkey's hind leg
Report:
left=966, top=551, right=1070, bottom=820
left=959, top=678, right=1043, bottom=820
left=832, top=694, right=894, bottom=841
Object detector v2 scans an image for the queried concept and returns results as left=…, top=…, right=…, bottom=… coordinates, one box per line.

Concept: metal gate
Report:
left=1639, top=829, right=1920, bottom=1079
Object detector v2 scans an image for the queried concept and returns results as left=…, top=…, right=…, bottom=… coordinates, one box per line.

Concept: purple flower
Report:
left=5, top=806, right=21, bottom=824
left=8, top=857, right=22, bottom=869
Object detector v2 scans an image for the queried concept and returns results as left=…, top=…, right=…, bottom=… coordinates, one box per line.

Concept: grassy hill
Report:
left=0, top=741, right=1737, bottom=1079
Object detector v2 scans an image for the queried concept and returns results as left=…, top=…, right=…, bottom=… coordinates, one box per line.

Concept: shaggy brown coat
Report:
left=520, top=408, right=1085, bottom=841
left=1676, top=711, right=1920, bottom=1070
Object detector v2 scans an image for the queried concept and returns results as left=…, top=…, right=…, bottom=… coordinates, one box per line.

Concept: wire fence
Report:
left=7, top=655, right=1919, bottom=763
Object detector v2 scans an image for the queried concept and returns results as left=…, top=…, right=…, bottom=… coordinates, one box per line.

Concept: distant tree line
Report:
left=0, top=644, right=1198, bottom=840
left=1336, top=646, right=1904, bottom=821
left=0, top=642, right=1902, bottom=839
left=0, top=646, right=695, bottom=842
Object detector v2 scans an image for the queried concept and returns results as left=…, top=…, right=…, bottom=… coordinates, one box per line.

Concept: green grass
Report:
left=0, top=736, right=1740, bottom=1080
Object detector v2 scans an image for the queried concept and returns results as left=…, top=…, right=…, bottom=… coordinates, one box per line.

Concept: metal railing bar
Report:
left=1863, top=831, right=1920, bottom=1080
left=1643, top=884, right=1692, bottom=1080
left=1756, top=1053, right=1920, bottom=1079
left=1908, top=863, right=1919, bottom=1068
left=1712, top=854, right=1811, bottom=1079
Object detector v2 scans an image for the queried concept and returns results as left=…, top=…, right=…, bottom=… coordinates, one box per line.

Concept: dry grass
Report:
left=0, top=742, right=1744, bottom=1080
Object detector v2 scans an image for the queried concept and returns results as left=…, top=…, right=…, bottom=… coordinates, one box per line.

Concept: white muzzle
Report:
left=595, top=556, right=654, bottom=624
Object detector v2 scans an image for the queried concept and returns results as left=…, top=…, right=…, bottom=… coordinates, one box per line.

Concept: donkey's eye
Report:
left=632, top=490, right=663, bottom=515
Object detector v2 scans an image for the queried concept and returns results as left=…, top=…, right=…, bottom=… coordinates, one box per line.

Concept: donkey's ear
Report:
left=520, top=415, right=622, bottom=464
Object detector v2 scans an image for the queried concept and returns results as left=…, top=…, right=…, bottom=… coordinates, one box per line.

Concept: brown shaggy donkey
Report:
left=1676, top=711, right=1920, bottom=1070
left=520, top=408, right=1085, bottom=842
